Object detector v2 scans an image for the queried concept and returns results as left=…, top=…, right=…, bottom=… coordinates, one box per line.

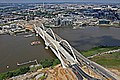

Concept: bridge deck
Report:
left=36, top=27, right=76, bottom=65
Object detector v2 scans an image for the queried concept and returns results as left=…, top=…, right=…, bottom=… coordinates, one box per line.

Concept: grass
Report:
left=81, top=46, right=120, bottom=57
left=81, top=46, right=120, bottom=70
left=90, top=52, right=120, bottom=70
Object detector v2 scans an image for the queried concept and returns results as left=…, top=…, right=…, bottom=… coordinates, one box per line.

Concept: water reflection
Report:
left=53, top=27, right=120, bottom=50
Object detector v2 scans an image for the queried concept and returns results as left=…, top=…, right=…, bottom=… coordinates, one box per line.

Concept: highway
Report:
left=74, top=48, right=118, bottom=80
left=52, top=30, right=120, bottom=80
left=61, top=42, right=119, bottom=80
left=71, top=64, right=100, bottom=80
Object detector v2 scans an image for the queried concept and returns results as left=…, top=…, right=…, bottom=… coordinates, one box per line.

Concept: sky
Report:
left=0, top=0, right=120, bottom=3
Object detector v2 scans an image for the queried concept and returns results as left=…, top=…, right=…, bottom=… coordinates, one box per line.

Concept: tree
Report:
left=52, top=59, right=60, bottom=66
left=40, top=59, right=53, bottom=68
left=6, top=72, right=13, bottom=78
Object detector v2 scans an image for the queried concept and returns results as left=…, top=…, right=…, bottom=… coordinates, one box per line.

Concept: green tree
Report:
left=40, top=59, right=53, bottom=68
left=6, top=72, right=13, bottom=78
left=52, top=59, right=60, bottom=66
left=18, top=66, right=30, bottom=75
left=0, top=66, right=30, bottom=80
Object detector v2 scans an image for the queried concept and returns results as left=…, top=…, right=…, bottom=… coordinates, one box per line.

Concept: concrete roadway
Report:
left=71, top=64, right=100, bottom=80
left=74, top=48, right=118, bottom=80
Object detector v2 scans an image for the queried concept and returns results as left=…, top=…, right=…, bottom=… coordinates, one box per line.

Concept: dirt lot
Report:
left=45, top=64, right=78, bottom=80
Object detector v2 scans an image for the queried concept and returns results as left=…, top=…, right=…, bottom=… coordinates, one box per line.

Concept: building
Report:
left=99, top=19, right=111, bottom=24
left=55, top=14, right=74, bottom=26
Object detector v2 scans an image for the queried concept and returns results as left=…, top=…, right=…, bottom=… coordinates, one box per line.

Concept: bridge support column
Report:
left=36, top=34, right=39, bottom=36
left=58, top=54, right=66, bottom=68
left=35, top=28, right=39, bottom=37
left=45, top=41, right=49, bottom=49
left=45, top=46, right=48, bottom=49
left=59, top=57, right=66, bottom=68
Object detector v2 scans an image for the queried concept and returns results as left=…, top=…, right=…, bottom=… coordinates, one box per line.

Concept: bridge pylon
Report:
left=45, top=28, right=57, bottom=41
left=59, top=40, right=78, bottom=64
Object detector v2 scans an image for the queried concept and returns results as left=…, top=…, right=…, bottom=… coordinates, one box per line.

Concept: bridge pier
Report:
left=35, top=28, right=39, bottom=36
left=45, top=46, right=48, bottom=49
left=44, top=40, right=49, bottom=49
left=61, top=61, right=66, bottom=68
left=36, top=33, right=39, bottom=36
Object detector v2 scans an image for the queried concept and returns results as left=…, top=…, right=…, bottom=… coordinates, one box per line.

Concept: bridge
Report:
left=33, top=22, right=120, bottom=80
left=17, top=20, right=120, bottom=80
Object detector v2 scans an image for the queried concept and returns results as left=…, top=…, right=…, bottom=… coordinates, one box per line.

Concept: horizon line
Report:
left=0, top=1, right=120, bottom=4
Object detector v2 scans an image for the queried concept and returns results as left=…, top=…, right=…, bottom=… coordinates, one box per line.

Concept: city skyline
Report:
left=0, top=0, right=120, bottom=3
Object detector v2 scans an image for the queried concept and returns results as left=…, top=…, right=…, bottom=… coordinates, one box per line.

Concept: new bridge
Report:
left=17, top=20, right=120, bottom=80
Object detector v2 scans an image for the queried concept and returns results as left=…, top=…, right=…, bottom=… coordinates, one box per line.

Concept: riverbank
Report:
left=7, top=64, right=77, bottom=80
left=0, top=59, right=60, bottom=80
left=80, top=46, right=120, bottom=76
left=81, top=46, right=120, bottom=57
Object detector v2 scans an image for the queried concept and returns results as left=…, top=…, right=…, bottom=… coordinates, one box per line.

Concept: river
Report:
left=0, top=26, right=120, bottom=73
left=0, top=33, right=55, bottom=73
left=53, top=26, right=120, bottom=50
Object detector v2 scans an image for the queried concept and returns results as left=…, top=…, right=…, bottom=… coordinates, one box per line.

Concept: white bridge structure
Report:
left=15, top=20, right=120, bottom=80
left=34, top=23, right=78, bottom=68
left=33, top=22, right=120, bottom=80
